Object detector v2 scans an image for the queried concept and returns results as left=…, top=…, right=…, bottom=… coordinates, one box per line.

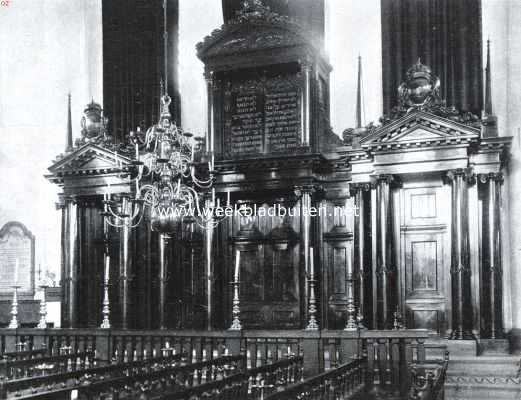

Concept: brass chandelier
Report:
left=103, top=0, right=216, bottom=233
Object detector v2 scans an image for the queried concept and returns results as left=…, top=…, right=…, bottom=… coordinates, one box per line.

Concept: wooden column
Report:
left=481, top=172, right=504, bottom=338
left=447, top=169, right=473, bottom=339
left=300, top=61, right=311, bottom=146
left=204, top=202, right=215, bottom=330
left=352, top=183, right=370, bottom=327
left=206, top=71, right=215, bottom=156
left=158, top=233, right=170, bottom=329
left=118, top=197, right=131, bottom=329
left=374, top=175, right=395, bottom=329
left=61, top=197, right=79, bottom=328
left=297, top=185, right=315, bottom=328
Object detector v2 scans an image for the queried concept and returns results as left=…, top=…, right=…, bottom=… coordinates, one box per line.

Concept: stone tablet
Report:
left=0, top=222, right=34, bottom=293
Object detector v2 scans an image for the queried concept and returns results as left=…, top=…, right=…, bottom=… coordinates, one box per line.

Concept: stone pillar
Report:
left=61, top=197, right=79, bottom=328
left=481, top=172, right=504, bottom=338
left=447, top=169, right=473, bottom=339
left=374, top=175, right=395, bottom=329
left=118, top=197, right=131, bottom=329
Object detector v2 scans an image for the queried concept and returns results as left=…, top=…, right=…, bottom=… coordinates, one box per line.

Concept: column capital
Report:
left=349, top=182, right=372, bottom=196
left=294, top=185, right=316, bottom=198
left=478, top=172, right=504, bottom=184
left=446, top=168, right=475, bottom=183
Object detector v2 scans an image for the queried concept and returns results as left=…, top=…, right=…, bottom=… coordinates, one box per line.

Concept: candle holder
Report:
left=356, top=308, right=366, bottom=330
left=8, top=285, right=21, bottom=329
left=37, top=284, right=49, bottom=329
left=100, top=276, right=111, bottom=329
left=344, top=298, right=358, bottom=331
left=228, top=279, right=242, bottom=331
left=305, top=274, right=319, bottom=330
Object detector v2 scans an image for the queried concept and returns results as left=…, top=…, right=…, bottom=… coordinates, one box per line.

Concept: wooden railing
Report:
left=264, top=357, right=366, bottom=400
left=0, top=328, right=433, bottom=378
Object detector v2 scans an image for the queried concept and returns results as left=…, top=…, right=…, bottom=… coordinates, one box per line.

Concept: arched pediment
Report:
left=197, top=24, right=307, bottom=60
left=196, top=0, right=311, bottom=63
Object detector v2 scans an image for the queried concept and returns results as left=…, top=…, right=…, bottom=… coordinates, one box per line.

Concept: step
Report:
left=478, top=339, right=510, bottom=355
left=447, top=355, right=520, bottom=377
left=445, top=381, right=521, bottom=400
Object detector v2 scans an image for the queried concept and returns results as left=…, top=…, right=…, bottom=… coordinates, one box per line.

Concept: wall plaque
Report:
left=224, top=70, right=301, bottom=157
left=0, top=222, right=35, bottom=293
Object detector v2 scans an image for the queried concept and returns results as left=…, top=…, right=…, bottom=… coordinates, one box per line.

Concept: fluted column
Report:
left=205, top=71, right=215, bottom=156
left=352, top=183, right=370, bottom=327
left=300, top=61, right=312, bottom=146
left=374, top=175, right=395, bottom=329
left=118, top=197, right=131, bottom=329
left=480, top=172, right=504, bottom=338
left=61, top=197, right=79, bottom=328
left=158, top=233, right=170, bottom=330
left=295, top=185, right=315, bottom=328
left=447, top=169, right=473, bottom=339
left=204, top=201, right=215, bottom=330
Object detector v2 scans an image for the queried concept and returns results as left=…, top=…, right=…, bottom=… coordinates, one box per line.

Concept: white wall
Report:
left=482, top=0, right=521, bottom=331
left=178, top=1, right=223, bottom=137
left=0, top=0, right=103, bottom=326
left=326, top=0, right=383, bottom=134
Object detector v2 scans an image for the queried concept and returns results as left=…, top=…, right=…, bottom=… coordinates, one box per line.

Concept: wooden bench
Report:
left=264, top=357, right=366, bottom=400
left=0, top=353, right=185, bottom=399
left=4, top=355, right=244, bottom=400
left=0, top=351, right=94, bottom=380
left=151, top=356, right=304, bottom=400
left=1, top=349, right=47, bottom=362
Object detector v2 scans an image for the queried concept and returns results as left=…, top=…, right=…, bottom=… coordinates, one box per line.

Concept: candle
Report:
left=135, top=143, right=139, bottom=160
left=104, top=255, right=110, bottom=283
left=227, top=190, right=231, bottom=206
left=211, top=153, right=215, bottom=170
left=309, top=247, right=314, bottom=276
left=211, top=188, right=216, bottom=204
left=14, top=258, right=19, bottom=285
left=191, top=142, right=195, bottom=162
left=234, top=250, right=240, bottom=281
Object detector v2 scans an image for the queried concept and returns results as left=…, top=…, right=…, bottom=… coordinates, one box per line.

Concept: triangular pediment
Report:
left=361, top=110, right=480, bottom=149
left=48, top=143, right=132, bottom=176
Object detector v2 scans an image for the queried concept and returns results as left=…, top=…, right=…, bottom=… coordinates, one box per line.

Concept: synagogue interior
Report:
left=0, top=0, right=520, bottom=399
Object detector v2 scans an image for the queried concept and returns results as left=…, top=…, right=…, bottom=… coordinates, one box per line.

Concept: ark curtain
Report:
left=381, top=0, right=483, bottom=115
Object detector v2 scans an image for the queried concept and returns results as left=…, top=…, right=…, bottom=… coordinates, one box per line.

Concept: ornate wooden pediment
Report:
left=46, top=143, right=132, bottom=186
left=198, top=24, right=307, bottom=60
left=197, top=0, right=312, bottom=64
left=360, top=110, right=480, bottom=150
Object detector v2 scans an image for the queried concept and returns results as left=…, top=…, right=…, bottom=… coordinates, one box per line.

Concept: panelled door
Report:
left=398, top=177, right=451, bottom=336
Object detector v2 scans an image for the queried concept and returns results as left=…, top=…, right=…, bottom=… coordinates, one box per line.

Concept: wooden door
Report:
left=398, top=178, right=451, bottom=335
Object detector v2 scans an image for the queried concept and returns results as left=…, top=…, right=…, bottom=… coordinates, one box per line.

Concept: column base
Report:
left=508, top=329, right=521, bottom=354
left=450, top=329, right=475, bottom=340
